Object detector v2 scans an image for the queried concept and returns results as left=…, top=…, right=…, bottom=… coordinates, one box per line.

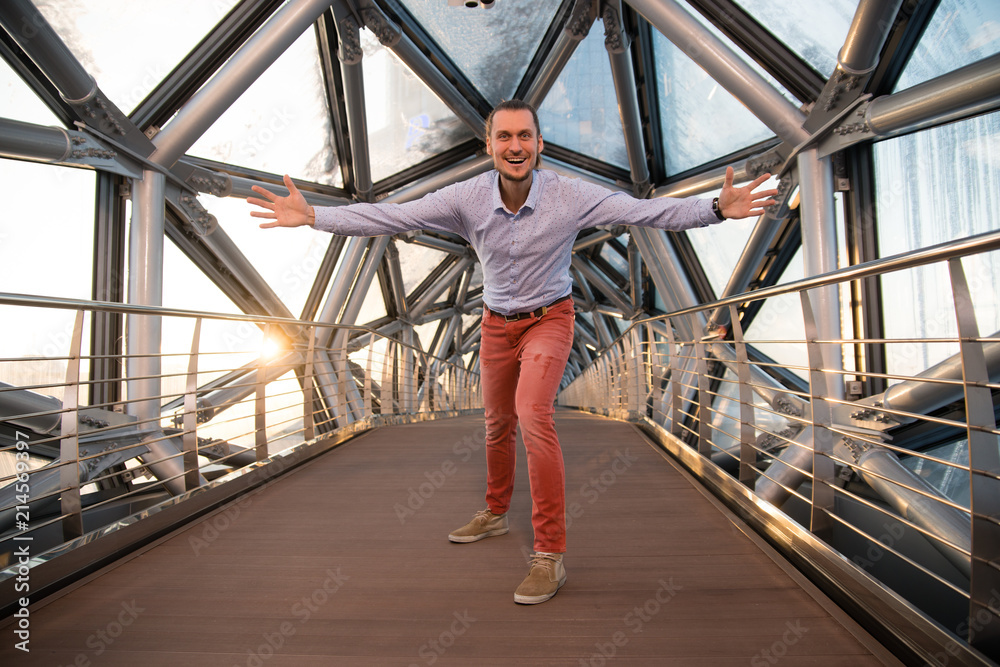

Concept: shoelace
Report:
left=528, top=552, right=560, bottom=571
left=474, top=508, right=494, bottom=523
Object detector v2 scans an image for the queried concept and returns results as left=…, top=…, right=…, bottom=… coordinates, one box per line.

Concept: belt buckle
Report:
left=504, top=313, right=520, bottom=323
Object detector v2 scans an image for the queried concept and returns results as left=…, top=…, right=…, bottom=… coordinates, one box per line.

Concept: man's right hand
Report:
left=248, top=174, right=315, bottom=229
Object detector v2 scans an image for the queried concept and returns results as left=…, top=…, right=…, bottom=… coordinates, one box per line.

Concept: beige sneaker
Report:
left=448, top=508, right=509, bottom=543
left=514, top=552, right=566, bottom=604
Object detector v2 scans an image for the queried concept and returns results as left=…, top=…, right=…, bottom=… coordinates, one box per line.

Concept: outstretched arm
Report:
left=248, top=174, right=315, bottom=229
left=718, top=166, right=779, bottom=219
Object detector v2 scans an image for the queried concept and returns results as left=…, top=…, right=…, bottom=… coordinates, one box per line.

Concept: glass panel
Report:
left=0, top=160, right=94, bottom=388
left=744, top=246, right=808, bottom=380
left=874, top=112, right=1000, bottom=378
left=209, top=195, right=327, bottom=318
left=186, top=30, right=341, bottom=187
left=1, top=59, right=61, bottom=124
left=733, top=0, right=858, bottom=77
left=396, top=0, right=561, bottom=104
left=652, top=25, right=778, bottom=176
left=35, top=0, right=239, bottom=114
left=683, top=175, right=780, bottom=295
left=895, top=0, right=1000, bottom=91
left=901, top=441, right=971, bottom=509
left=538, top=26, right=629, bottom=169
left=709, top=368, right=799, bottom=459
left=361, top=30, right=476, bottom=182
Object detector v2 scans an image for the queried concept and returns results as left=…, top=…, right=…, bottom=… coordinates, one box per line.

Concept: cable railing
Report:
left=558, top=228, right=1000, bottom=666
left=0, top=298, right=481, bottom=593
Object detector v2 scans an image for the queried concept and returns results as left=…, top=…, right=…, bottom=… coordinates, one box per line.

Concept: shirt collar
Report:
left=491, top=169, right=541, bottom=214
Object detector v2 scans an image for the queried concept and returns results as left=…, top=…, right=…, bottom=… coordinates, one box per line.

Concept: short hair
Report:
left=485, top=99, right=540, bottom=139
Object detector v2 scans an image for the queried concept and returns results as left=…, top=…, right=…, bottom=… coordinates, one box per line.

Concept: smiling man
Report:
left=249, top=99, right=777, bottom=605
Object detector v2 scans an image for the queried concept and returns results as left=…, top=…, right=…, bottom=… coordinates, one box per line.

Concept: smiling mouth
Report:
left=506, top=157, right=527, bottom=165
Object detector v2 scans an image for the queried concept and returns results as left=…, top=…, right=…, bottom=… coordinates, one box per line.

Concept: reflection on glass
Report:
left=186, top=31, right=340, bottom=187
left=901, top=440, right=971, bottom=509
left=538, top=26, right=628, bottom=169
left=397, top=0, right=560, bottom=104
left=652, top=27, right=776, bottom=176
left=361, top=30, right=476, bottom=183
left=895, top=0, right=1000, bottom=91
left=874, top=112, right=1000, bottom=378
left=709, top=368, right=798, bottom=458
left=734, top=0, right=858, bottom=77
left=35, top=0, right=238, bottom=114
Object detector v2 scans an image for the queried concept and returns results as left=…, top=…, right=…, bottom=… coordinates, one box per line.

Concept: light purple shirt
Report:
left=313, top=169, right=721, bottom=316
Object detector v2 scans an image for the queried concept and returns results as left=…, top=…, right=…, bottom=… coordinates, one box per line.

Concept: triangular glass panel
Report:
left=1, top=57, right=62, bottom=124
left=733, top=0, right=859, bottom=78
left=683, top=174, right=778, bottom=295
left=538, top=24, right=629, bottom=170
left=206, top=195, right=327, bottom=318
left=35, top=0, right=239, bottom=115
left=361, top=30, right=476, bottom=183
left=186, top=30, right=341, bottom=187
left=652, top=4, right=796, bottom=176
left=894, top=0, right=1000, bottom=92
left=395, top=0, right=562, bottom=104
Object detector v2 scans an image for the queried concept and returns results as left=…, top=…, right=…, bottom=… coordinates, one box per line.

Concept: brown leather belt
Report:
left=487, top=294, right=572, bottom=322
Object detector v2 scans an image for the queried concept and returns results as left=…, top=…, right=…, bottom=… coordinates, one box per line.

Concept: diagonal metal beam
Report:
left=625, top=0, right=809, bottom=147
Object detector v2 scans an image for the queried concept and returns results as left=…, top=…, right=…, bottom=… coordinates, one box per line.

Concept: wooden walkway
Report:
left=1, top=410, right=902, bottom=666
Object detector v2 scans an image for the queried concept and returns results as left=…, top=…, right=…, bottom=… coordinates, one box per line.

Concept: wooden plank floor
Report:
left=1, top=410, right=902, bottom=666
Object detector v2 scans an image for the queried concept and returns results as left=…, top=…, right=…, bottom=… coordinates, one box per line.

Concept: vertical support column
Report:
left=127, top=170, right=165, bottom=427
left=667, top=325, right=682, bottom=438
left=183, top=318, right=202, bottom=492
left=303, top=326, right=316, bottom=441
left=949, top=258, right=1000, bottom=654
left=59, top=310, right=85, bottom=541
left=695, top=341, right=711, bottom=456
left=798, top=148, right=844, bottom=400
left=255, top=323, right=269, bottom=462
left=802, top=290, right=836, bottom=539
left=730, top=305, right=757, bottom=487
left=128, top=170, right=188, bottom=495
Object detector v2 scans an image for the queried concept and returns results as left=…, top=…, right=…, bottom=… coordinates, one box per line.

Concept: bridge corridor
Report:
left=0, top=411, right=895, bottom=666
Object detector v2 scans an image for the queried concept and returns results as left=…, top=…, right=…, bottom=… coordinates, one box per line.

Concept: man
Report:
left=249, top=99, right=777, bottom=605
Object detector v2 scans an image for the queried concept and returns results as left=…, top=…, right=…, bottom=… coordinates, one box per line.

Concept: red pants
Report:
left=480, top=298, right=575, bottom=553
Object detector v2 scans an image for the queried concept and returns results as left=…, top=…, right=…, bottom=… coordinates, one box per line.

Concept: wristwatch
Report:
left=711, top=197, right=725, bottom=221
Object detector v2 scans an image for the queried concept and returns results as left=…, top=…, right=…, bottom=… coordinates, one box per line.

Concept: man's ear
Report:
left=485, top=137, right=493, bottom=156
left=537, top=134, right=543, bottom=155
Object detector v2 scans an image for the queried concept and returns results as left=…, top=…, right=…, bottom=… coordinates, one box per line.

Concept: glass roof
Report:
left=187, top=29, right=340, bottom=187
left=652, top=7, right=792, bottom=176
left=361, top=29, right=476, bottom=183
left=35, top=0, right=238, bottom=115
left=396, top=0, right=561, bottom=104
left=894, top=0, right=1000, bottom=91
left=538, top=23, right=629, bottom=169
left=734, top=0, right=859, bottom=77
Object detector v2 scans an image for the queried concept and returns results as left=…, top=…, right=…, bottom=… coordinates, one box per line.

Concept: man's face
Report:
left=486, top=109, right=543, bottom=183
